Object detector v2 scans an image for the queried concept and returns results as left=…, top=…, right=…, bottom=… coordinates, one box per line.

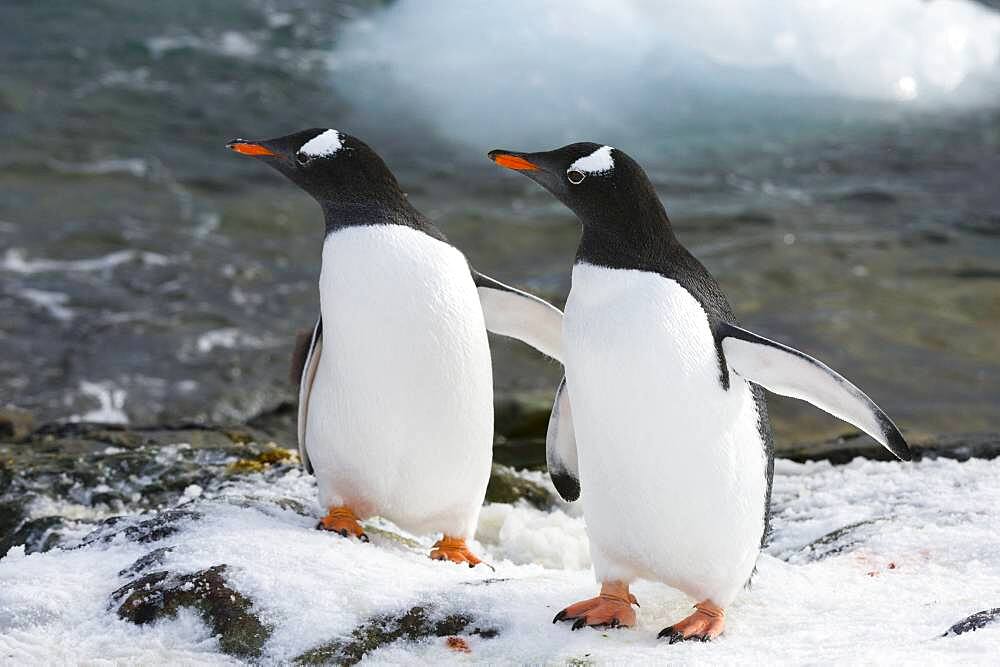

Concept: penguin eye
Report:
left=295, top=152, right=312, bottom=166
left=567, top=170, right=585, bottom=185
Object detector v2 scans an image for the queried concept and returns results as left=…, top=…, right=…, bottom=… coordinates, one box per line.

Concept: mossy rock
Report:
left=485, top=464, right=554, bottom=510
left=113, top=565, right=271, bottom=658
left=0, top=408, right=34, bottom=442
left=227, top=446, right=297, bottom=475
left=295, top=605, right=497, bottom=665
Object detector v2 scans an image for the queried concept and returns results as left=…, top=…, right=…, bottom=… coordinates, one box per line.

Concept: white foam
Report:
left=569, top=146, right=614, bottom=175
left=332, top=0, right=1000, bottom=147
left=1, top=248, right=169, bottom=274
left=68, top=381, right=129, bottom=425
left=16, top=288, right=74, bottom=322
left=299, top=129, right=344, bottom=157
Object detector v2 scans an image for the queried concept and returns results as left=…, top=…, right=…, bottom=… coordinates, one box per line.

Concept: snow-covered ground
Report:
left=2, top=456, right=999, bottom=664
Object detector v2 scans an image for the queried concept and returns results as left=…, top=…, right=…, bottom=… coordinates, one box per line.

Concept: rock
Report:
left=790, top=519, right=884, bottom=563
left=1, top=515, right=63, bottom=555
left=941, top=608, right=1000, bottom=637
left=0, top=407, right=34, bottom=442
left=80, top=509, right=201, bottom=547
left=779, top=432, right=1000, bottom=464
left=113, top=565, right=271, bottom=658
left=294, top=605, right=498, bottom=665
left=118, top=546, right=175, bottom=577
left=494, top=394, right=552, bottom=441
left=227, top=446, right=297, bottom=475
left=485, top=464, right=554, bottom=510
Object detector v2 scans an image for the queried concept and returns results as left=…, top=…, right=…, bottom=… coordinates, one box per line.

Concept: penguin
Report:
left=488, top=143, right=911, bottom=640
left=227, top=129, right=562, bottom=566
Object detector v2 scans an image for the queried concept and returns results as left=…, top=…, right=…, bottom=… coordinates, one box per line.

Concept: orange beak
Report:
left=490, top=153, right=539, bottom=171
left=226, top=141, right=275, bottom=157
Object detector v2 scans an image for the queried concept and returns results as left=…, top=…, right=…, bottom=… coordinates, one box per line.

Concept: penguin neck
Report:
left=319, top=197, right=446, bottom=241
left=574, top=191, right=682, bottom=272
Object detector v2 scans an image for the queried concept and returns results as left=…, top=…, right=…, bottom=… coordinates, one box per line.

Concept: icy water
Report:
left=1, top=0, right=999, bottom=442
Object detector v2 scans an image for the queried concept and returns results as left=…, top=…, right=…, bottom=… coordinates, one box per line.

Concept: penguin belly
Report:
left=564, top=263, right=768, bottom=606
left=305, top=224, right=494, bottom=539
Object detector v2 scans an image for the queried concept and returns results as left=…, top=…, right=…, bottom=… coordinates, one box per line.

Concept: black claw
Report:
left=571, top=618, right=587, bottom=631
left=657, top=626, right=675, bottom=639
left=359, top=533, right=370, bottom=543
left=609, top=619, right=620, bottom=629
left=669, top=631, right=686, bottom=645
left=553, top=610, right=567, bottom=624
left=338, top=528, right=348, bottom=538
left=699, top=634, right=712, bottom=643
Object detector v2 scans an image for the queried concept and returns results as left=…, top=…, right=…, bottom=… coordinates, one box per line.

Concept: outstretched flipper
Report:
left=296, top=317, right=323, bottom=474
left=717, top=322, right=910, bottom=461
left=473, top=271, right=563, bottom=362
left=546, top=377, right=580, bottom=501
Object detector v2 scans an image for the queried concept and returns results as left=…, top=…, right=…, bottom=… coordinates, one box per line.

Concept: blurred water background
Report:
left=1, top=0, right=998, bottom=443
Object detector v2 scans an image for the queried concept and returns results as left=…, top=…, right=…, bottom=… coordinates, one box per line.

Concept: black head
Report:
left=227, top=128, right=409, bottom=213
left=489, top=142, right=681, bottom=271
left=488, top=142, right=668, bottom=231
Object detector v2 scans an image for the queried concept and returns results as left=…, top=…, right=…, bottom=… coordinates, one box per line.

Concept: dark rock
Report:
left=494, top=395, right=552, bottom=441
left=493, top=439, right=546, bottom=470
left=113, top=565, right=270, bottom=658
left=792, top=519, right=883, bottom=562
left=941, top=608, right=1000, bottom=637
left=778, top=432, right=1000, bottom=464
left=118, top=546, right=176, bottom=577
left=12, top=515, right=63, bottom=554
left=295, top=605, right=498, bottom=666
left=0, top=498, right=25, bottom=545
left=485, top=464, right=554, bottom=510
left=80, top=509, right=201, bottom=547
left=0, top=407, right=34, bottom=442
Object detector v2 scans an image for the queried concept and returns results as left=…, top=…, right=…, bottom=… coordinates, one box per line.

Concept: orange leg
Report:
left=658, top=600, right=726, bottom=643
left=430, top=536, right=484, bottom=568
left=316, top=505, right=368, bottom=542
left=553, top=581, right=638, bottom=630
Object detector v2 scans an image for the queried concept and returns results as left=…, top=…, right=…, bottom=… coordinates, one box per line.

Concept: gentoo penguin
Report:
left=489, top=143, right=911, bottom=640
left=227, top=129, right=562, bottom=566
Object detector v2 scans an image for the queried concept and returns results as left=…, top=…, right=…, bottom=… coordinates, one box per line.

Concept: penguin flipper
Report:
left=717, top=322, right=911, bottom=461
left=472, top=271, right=563, bottom=362
left=296, top=316, right=323, bottom=474
left=546, top=377, right=580, bottom=501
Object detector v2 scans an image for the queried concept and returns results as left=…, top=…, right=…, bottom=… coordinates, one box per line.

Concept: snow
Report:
left=299, top=129, right=344, bottom=158
left=569, top=145, right=614, bottom=175
left=2, top=457, right=999, bottom=663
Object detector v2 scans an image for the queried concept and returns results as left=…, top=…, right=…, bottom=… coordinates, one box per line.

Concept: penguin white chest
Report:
left=563, top=263, right=768, bottom=605
left=305, top=225, right=494, bottom=538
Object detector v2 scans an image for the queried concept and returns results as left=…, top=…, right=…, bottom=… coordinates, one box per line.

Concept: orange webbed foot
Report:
left=658, top=600, right=726, bottom=643
left=553, top=582, right=638, bottom=630
left=316, top=506, right=368, bottom=542
left=430, top=536, right=488, bottom=569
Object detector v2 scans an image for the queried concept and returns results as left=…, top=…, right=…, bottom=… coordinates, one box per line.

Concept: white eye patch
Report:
left=300, top=129, right=344, bottom=157
left=569, top=145, right=614, bottom=175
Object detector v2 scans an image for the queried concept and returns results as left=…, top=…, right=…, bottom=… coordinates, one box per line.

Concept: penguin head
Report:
left=227, top=128, right=405, bottom=207
left=488, top=143, right=644, bottom=218
left=488, top=143, right=670, bottom=239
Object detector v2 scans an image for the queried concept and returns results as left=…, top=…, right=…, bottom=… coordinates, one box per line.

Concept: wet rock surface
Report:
left=941, top=608, right=1000, bottom=637
left=294, top=605, right=498, bottom=666
left=112, top=564, right=271, bottom=658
